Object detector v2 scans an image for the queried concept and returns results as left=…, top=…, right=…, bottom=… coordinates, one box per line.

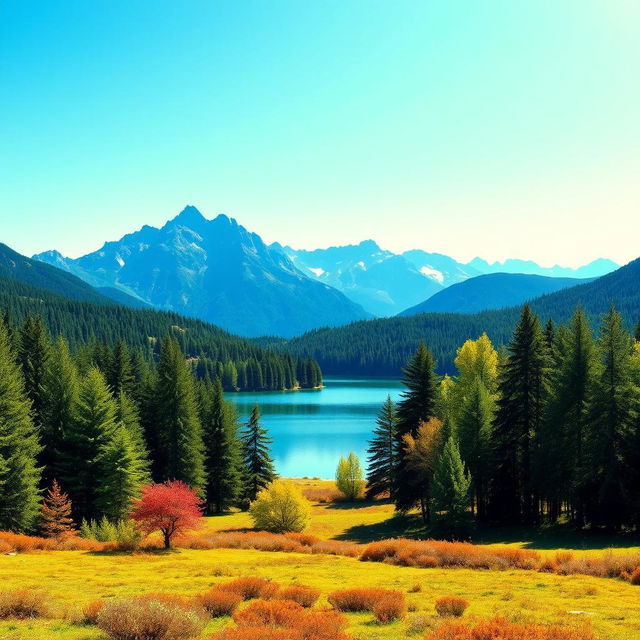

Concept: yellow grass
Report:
left=1, top=479, right=639, bottom=639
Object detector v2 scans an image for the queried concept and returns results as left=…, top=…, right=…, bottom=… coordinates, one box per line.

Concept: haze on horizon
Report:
left=2, top=1, right=639, bottom=268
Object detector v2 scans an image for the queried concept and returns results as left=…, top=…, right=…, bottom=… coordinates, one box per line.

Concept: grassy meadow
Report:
left=2, top=479, right=640, bottom=640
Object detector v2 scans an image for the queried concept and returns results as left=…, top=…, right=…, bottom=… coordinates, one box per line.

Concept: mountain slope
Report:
left=280, top=240, right=443, bottom=316
left=401, top=273, right=590, bottom=315
left=279, top=257, right=640, bottom=376
left=468, top=256, right=619, bottom=279
left=34, top=207, right=370, bottom=337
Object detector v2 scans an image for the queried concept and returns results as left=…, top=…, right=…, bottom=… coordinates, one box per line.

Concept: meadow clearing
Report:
left=1, top=479, right=640, bottom=640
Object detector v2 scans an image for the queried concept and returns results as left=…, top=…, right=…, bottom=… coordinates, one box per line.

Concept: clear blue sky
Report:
left=1, top=1, right=638, bottom=266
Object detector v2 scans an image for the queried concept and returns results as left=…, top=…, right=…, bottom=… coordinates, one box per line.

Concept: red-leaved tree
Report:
left=129, top=480, right=204, bottom=548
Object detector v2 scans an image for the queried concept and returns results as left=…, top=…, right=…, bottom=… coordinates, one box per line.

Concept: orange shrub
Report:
left=328, top=588, right=404, bottom=613
left=373, top=592, right=407, bottom=623
left=434, top=596, right=469, bottom=618
left=212, top=629, right=302, bottom=640
left=198, top=589, right=242, bottom=617
left=233, top=599, right=303, bottom=627
left=425, top=616, right=595, bottom=640
left=630, top=567, right=640, bottom=585
left=295, top=609, right=349, bottom=640
left=218, top=577, right=278, bottom=600
left=309, top=540, right=361, bottom=557
left=0, top=589, right=49, bottom=619
left=275, top=586, right=320, bottom=608
left=83, top=599, right=104, bottom=624
left=0, top=531, right=121, bottom=553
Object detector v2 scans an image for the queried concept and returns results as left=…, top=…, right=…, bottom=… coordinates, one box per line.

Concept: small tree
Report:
left=40, top=479, right=76, bottom=539
left=241, top=405, right=276, bottom=504
left=249, top=480, right=311, bottom=533
left=129, top=480, right=203, bottom=549
left=336, top=452, right=364, bottom=501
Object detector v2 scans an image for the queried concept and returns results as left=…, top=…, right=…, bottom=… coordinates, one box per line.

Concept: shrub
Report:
left=425, top=616, right=595, bottom=640
left=249, top=480, right=311, bottom=533
left=97, top=597, right=206, bottom=640
left=0, top=589, right=49, bottom=619
left=434, top=596, right=469, bottom=618
left=233, top=599, right=304, bottom=627
left=335, top=453, right=364, bottom=500
left=328, top=588, right=404, bottom=613
left=218, top=577, right=278, bottom=600
left=212, top=629, right=303, bottom=640
left=275, top=586, right=320, bottom=608
left=198, top=589, right=242, bottom=617
left=295, top=610, right=349, bottom=640
left=83, top=599, right=104, bottom=624
left=630, top=567, right=640, bottom=585
left=373, top=593, right=407, bottom=623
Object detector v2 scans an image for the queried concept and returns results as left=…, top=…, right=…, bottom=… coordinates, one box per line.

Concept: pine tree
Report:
left=583, top=307, right=639, bottom=529
left=40, top=479, right=76, bottom=539
left=432, top=436, right=473, bottom=539
left=394, top=343, right=438, bottom=514
left=202, top=378, right=243, bottom=513
left=154, top=337, right=205, bottom=488
left=240, top=405, right=276, bottom=504
left=59, top=367, right=118, bottom=520
left=0, top=317, right=42, bottom=531
left=18, top=315, right=51, bottom=428
left=490, top=305, right=548, bottom=524
left=107, top=339, right=135, bottom=396
left=366, top=396, right=397, bottom=499
left=95, top=425, right=149, bottom=521
left=538, top=308, right=596, bottom=523
left=635, top=319, right=640, bottom=343
left=457, top=378, right=493, bottom=520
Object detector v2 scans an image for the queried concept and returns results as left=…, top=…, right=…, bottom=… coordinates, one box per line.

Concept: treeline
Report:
left=366, top=305, right=640, bottom=533
left=279, top=257, right=640, bottom=376
left=0, top=274, right=322, bottom=391
left=0, top=313, right=284, bottom=533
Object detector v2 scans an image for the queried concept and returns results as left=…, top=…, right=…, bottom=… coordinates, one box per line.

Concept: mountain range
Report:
left=34, top=207, right=370, bottom=337
left=400, top=273, right=592, bottom=315
left=31, top=205, right=620, bottom=336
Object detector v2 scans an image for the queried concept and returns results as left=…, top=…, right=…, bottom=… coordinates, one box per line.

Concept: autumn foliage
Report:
left=328, top=587, right=405, bottom=615
left=425, top=616, right=595, bottom=640
left=197, top=589, right=243, bottom=617
left=217, top=577, right=277, bottom=600
left=39, top=480, right=76, bottom=539
left=129, top=481, right=204, bottom=549
left=434, top=596, right=469, bottom=617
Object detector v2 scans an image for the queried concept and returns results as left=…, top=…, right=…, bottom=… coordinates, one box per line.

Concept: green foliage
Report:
left=154, top=337, right=205, bottom=488
left=249, top=480, right=311, bottom=533
left=241, top=405, right=276, bottom=504
left=366, top=396, right=397, bottom=499
left=432, top=436, right=473, bottom=539
left=201, top=378, right=243, bottom=513
left=336, top=452, right=364, bottom=500
left=80, top=516, right=141, bottom=546
left=0, top=317, right=42, bottom=531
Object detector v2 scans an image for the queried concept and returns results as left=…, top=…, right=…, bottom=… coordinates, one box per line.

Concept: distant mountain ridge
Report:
left=34, top=207, right=370, bottom=337
left=280, top=242, right=618, bottom=316
left=400, top=273, right=592, bottom=315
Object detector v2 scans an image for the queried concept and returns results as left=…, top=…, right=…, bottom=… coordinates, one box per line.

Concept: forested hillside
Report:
left=0, top=273, right=321, bottom=391
left=281, top=258, right=640, bottom=375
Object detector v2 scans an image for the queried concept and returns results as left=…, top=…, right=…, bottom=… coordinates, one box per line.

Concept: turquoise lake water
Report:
left=226, top=377, right=403, bottom=479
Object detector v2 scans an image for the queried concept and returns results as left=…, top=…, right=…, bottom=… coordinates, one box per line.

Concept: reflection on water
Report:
left=226, top=377, right=403, bottom=478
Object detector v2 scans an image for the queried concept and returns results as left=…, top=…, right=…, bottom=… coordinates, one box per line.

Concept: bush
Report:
left=96, top=596, right=206, bottom=640
left=218, top=577, right=278, bottom=600
left=434, top=596, right=469, bottom=617
left=630, top=567, right=640, bottom=585
left=212, top=629, right=303, bottom=640
left=233, top=599, right=303, bottom=627
left=249, top=481, right=311, bottom=533
left=197, top=589, right=242, bottom=617
left=328, top=587, right=404, bottom=613
left=335, top=453, right=364, bottom=500
left=425, top=616, right=595, bottom=639
left=275, top=586, right=320, bottom=608
left=373, top=593, right=407, bottom=623
left=295, top=610, right=349, bottom=640
left=0, top=589, right=49, bottom=619
left=83, top=599, right=104, bottom=624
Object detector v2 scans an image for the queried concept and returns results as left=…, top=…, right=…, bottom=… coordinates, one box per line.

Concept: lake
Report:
left=226, top=377, right=403, bottom=479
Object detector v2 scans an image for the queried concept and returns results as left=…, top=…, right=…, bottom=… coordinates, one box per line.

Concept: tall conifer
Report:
left=366, top=396, right=397, bottom=499
left=240, top=405, right=276, bottom=504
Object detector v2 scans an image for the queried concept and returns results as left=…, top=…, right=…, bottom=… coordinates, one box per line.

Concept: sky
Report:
left=1, top=1, right=639, bottom=267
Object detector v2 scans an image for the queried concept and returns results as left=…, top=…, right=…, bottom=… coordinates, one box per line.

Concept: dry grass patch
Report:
left=0, top=589, right=50, bottom=619
left=434, top=596, right=469, bottom=618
